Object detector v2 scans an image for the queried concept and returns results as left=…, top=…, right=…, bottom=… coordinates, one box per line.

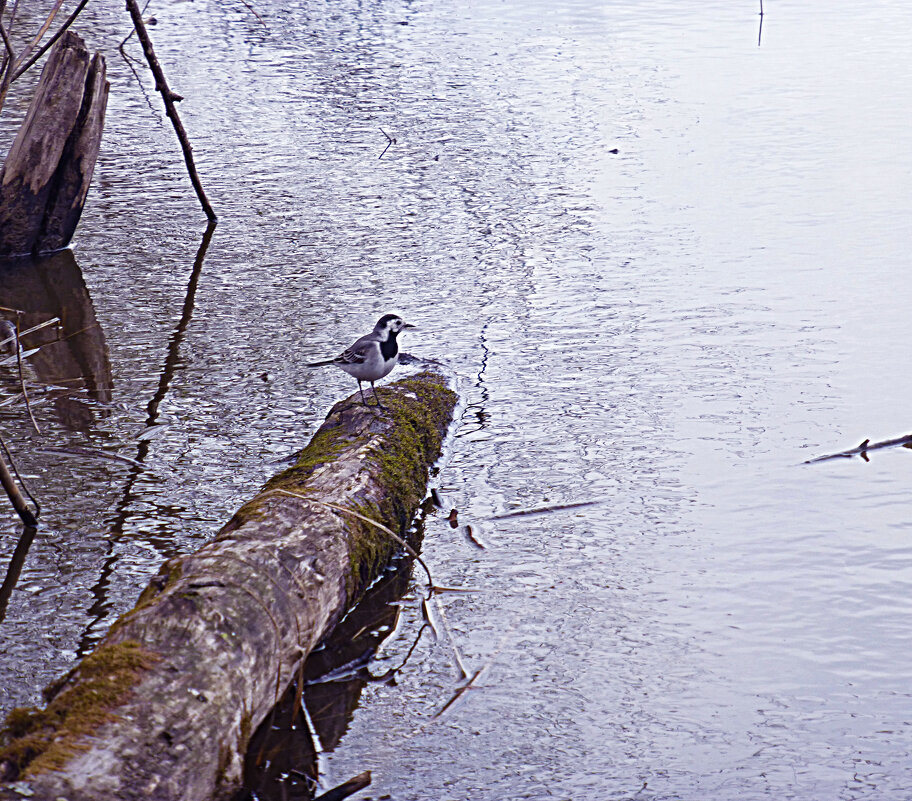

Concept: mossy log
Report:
left=0, top=370, right=456, bottom=801
left=0, top=31, right=108, bottom=257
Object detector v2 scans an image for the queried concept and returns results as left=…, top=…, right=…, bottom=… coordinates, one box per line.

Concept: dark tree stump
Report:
left=0, top=31, right=108, bottom=257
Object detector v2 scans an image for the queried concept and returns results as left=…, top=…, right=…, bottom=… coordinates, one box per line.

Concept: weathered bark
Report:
left=0, top=31, right=108, bottom=257
left=0, top=370, right=456, bottom=801
left=243, top=540, right=418, bottom=798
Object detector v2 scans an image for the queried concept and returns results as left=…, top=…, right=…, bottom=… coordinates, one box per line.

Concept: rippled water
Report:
left=2, top=0, right=912, bottom=798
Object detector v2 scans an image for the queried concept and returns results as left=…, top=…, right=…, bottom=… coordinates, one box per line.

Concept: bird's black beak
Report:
left=404, top=323, right=417, bottom=329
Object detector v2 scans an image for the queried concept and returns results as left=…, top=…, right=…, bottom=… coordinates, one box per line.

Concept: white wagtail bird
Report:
left=307, top=314, right=415, bottom=408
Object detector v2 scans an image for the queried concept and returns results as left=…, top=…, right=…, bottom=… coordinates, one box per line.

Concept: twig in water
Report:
left=421, top=596, right=438, bottom=640
left=368, top=620, right=432, bottom=681
left=0, top=436, right=38, bottom=526
left=378, top=127, right=396, bottom=159
left=757, top=0, right=764, bottom=46
left=804, top=433, right=912, bottom=464
left=432, top=667, right=483, bottom=719
left=34, top=446, right=163, bottom=475
left=118, top=0, right=152, bottom=49
left=0, top=434, right=40, bottom=517
left=491, top=499, right=600, bottom=520
left=236, top=0, right=268, bottom=28
left=14, top=317, right=40, bottom=434
left=462, top=524, right=486, bottom=549
left=313, top=771, right=371, bottom=801
left=432, top=592, right=468, bottom=679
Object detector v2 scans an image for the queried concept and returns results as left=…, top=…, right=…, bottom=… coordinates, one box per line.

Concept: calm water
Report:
left=2, top=0, right=912, bottom=798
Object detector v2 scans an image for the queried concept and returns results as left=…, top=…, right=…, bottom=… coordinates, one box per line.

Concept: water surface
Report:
left=1, top=1, right=911, bottom=798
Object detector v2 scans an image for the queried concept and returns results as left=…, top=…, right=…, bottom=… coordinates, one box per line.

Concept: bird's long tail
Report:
left=306, top=358, right=336, bottom=367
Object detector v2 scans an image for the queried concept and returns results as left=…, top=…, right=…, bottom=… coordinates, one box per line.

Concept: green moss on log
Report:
left=344, top=372, right=456, bottom=602
left=220, top=424, right=353, bottom=535
left=0, top=641, right=158, bottom=780
left=262, top=425, right=352, bottom=494
left=372, top=373, right=455, bottom=528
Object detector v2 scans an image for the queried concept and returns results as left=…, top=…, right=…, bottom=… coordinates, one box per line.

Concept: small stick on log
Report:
left=124, top=0, right=216, bottom=221
left=804, top=433, right=912, bottom=464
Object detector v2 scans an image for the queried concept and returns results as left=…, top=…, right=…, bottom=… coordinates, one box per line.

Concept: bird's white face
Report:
left=375, top=314, right=414, bottom=336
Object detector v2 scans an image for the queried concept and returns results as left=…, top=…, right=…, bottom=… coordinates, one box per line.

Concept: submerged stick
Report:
left=314, top=771, right=371, bottom=801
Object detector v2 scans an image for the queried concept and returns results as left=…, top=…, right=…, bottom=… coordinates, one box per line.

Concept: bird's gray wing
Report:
left=335, top=333, right=377, bottom=365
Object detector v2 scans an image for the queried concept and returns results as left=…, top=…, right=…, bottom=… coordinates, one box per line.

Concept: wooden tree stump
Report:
left=0, top=31, right=108, bottom=257
left=0, top=370, right=456, bottom=800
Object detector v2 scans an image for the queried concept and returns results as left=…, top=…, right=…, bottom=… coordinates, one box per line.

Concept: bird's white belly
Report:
left=339, top=356, right=396, bottom=381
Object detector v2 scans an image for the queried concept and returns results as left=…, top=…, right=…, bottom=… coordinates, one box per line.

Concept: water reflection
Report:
left=3, top=0, right=912, bottom=797
left=239, top=549, right=422, bottom=801
left=0, top=524, right=36, bottom=625
left=0, top=250, right=112, bottom=431
left=77, top=220, right=216, bottom=657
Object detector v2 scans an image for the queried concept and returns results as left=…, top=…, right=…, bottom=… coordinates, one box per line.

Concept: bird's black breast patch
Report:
left=380, top=335, right=398, bottom=361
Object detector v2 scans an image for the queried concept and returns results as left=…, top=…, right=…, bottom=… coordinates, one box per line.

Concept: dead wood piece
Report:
left=804, top=432, right=912, bottom=464
left=0, top=369, right=456, bottom=801
left=0, top=31, right=108, bottom=256
left=314, top=770, right=371, bottom=801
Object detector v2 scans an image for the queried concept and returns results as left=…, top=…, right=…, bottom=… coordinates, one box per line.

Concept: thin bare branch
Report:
left=14, top=0, right=65, bottom=72
left=0, top=435, right=38, bottom=525
left=0, top=316, right=61, bottom=350
left=11, top=0, right=91, bottom=82
left=805, top=433, right=912, bottom=464
left=491, top=499, right=599, bottom=519
left=14, top=317, right=40, bottom=434
left=237, top=0, right=267, bottom=28
left=124, top=0, right=216, bottom=221
left=0, top=432, right=40, bottom=516
left=118, top=0, right=151, bottom=50
left=432, top=593, right=468, bottom=679
left=0, top=20, right=14, bottom=62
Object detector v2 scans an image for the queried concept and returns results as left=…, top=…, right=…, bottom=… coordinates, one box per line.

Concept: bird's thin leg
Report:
left=357, top=380, right=370, bottom=406
left=371, top=380, right=385, bottom=409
